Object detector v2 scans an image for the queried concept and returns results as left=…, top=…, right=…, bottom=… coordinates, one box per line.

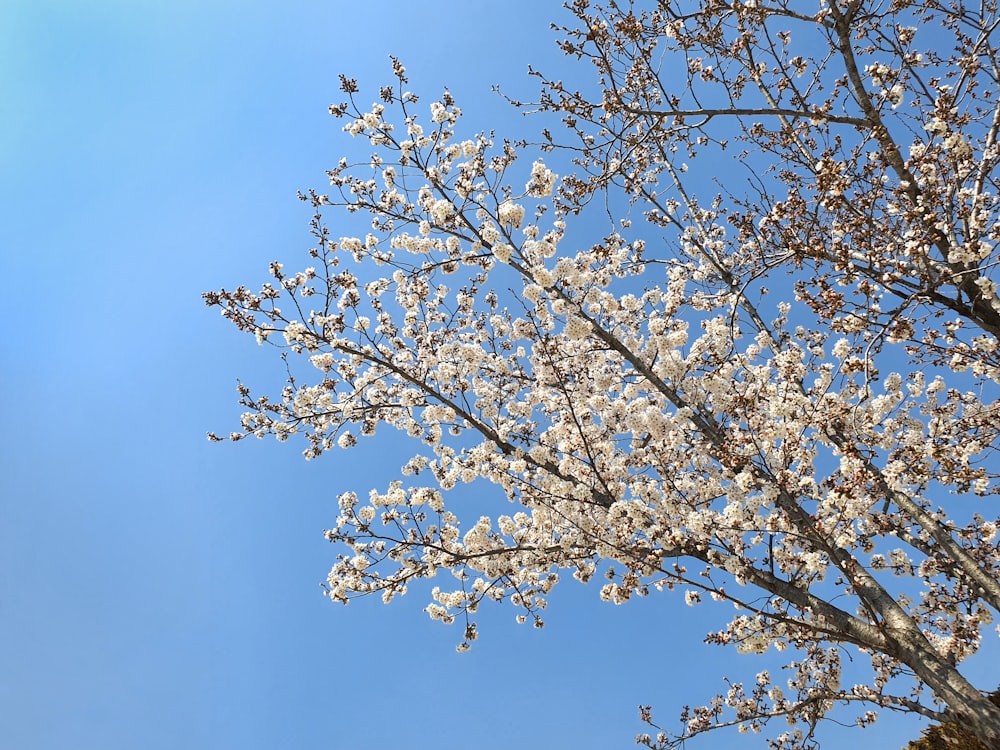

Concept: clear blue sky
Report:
left=2, top=2, right=993, bottom=748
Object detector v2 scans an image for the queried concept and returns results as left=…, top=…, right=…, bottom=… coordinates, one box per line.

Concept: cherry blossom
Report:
left=206, top=2, right=1000, bottom=748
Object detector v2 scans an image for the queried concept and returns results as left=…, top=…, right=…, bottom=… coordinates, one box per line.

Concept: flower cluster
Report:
left=208, top=2, right=1000, bottom=747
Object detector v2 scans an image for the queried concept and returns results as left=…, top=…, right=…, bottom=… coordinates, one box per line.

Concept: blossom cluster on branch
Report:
left=206, top=2, right=1000, bottom=748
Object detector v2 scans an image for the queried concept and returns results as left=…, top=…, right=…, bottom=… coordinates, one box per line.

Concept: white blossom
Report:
left=208, top=9, right=1000, bottom=748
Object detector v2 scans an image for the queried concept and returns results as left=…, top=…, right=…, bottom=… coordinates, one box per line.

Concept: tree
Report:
left=907, top=690, right=1000, bottom=750
left=204, top=1, right=1000, bottom=747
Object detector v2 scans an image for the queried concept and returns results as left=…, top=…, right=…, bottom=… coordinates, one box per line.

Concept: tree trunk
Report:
left=947, top=693, right=1000, bottom=750
left=903, top=640, right=1000, bottom=750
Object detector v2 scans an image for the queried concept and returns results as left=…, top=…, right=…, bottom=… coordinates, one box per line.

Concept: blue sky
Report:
left=2, top=2, right=993, bottom=748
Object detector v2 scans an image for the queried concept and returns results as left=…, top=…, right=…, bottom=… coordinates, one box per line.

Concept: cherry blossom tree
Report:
left=205, top=1, right=1000, bottom=747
